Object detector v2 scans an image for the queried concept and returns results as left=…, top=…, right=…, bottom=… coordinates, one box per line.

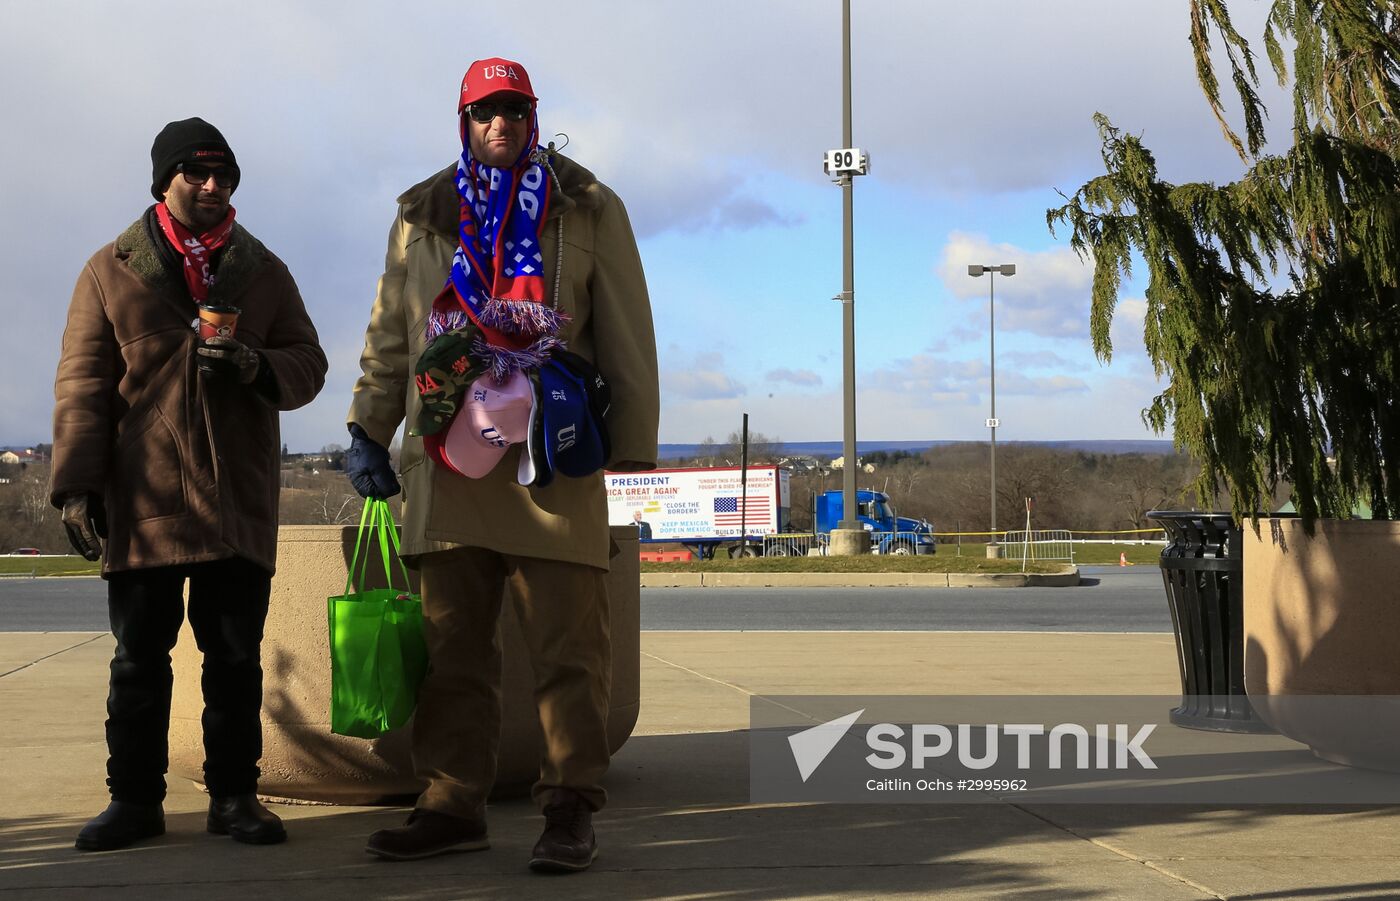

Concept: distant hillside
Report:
left=657, top=439, right=1176, bottom=461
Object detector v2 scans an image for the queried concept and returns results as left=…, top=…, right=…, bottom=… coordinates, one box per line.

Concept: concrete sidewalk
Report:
left=3, top=630, right=1399, bottom=899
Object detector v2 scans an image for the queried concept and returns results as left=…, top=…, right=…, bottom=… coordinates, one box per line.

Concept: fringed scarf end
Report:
left=473, top=334, right=566, bottom=381
left=426, top=308, right=472, bottom=341
left=476, top=298, right=570, bottom=337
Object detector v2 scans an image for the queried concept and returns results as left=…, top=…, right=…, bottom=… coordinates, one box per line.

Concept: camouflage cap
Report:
left=411, top=326, right=489, bottom=437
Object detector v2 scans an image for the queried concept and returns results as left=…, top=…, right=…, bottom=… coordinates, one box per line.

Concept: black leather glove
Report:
left=198, top=336, right=262, bottom=383
left=60, top=492, right=107, bottom=561
left=346, top=423, right=401, bottom=499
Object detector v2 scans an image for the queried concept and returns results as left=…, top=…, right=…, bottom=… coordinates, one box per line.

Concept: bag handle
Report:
left=374, top=499, right=413, bottom=592
left=345, top=499, right=412, bottom=595
left=346, top=499, right=374, bottom=596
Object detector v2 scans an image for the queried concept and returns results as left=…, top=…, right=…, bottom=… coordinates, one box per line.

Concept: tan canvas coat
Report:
left=50, top=216, right=327, bottom=575
left=347, top=153, right=659, bottom=571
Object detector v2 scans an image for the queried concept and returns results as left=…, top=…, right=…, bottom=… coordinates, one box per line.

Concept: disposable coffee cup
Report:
left=195, top=304, right=241, bottom=376
left=196, top=304, right=240, bottom=341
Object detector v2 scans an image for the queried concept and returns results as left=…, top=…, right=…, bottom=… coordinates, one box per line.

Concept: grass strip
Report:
left=0, top=557, right=101, bottom=577
left=641, top=542, right=1164, bottom=573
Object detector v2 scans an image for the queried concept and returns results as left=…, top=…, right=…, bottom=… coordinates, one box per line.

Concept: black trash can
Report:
left=1147, top=510, right=1273, bottom=733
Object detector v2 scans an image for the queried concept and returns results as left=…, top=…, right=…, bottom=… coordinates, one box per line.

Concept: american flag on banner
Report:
left=714, top=495, right=771, bottom=528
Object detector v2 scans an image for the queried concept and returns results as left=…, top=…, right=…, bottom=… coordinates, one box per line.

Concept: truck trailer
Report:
left=605, top=466, right=790, bottom=559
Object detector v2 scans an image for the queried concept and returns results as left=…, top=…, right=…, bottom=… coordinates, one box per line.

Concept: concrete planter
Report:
left=169, top=524, right=640, bottom=804
left=1243, top=517, right=1400, bottom=770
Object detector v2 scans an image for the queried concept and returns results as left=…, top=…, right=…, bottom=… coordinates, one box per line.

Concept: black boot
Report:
left=75, top=801, right=165, bottom=852
left=529, top=789, right=597, bottom=873
left=207, top=794, right=287, bottom=845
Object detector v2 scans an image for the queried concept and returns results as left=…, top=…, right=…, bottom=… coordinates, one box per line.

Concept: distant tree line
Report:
left=0, top=436, right=1294, bottom=554
left=675, top=436, right=1290, bottom=536
left=0, top=461, right=371, bottom=554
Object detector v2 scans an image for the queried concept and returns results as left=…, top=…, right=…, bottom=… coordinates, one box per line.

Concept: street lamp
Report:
left=968, top=263, right=1015, bottom=557
left=819, top=0, right=871, bottom=555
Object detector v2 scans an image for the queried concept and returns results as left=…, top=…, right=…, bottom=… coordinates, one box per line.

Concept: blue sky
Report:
left=1, top=0, right=1289, bottom=451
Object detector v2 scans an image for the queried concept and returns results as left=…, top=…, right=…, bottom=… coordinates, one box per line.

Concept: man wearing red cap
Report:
left=346, top=59, right=659, bottom=872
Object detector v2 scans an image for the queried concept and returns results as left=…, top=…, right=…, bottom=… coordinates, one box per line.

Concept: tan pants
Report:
left=412, top=547, right=611, bottom=818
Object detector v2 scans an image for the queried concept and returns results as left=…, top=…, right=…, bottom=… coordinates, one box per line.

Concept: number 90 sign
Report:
left=824, top=147, right=869, bottom=175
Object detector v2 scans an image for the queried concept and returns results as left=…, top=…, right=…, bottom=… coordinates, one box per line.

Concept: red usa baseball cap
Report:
left=459, top=57, right=538, bottom=111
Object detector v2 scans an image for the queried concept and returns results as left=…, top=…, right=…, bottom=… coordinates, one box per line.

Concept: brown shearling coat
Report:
left=50, top=215, right=327, bottom=575
left=347, top=153, right=659, bottom=571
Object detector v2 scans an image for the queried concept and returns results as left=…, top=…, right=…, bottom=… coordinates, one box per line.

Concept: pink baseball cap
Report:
left=459, top=57, right=537, bottom=111
left=434, top=370, right=534, bottom=478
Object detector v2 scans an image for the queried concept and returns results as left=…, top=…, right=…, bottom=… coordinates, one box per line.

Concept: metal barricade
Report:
left=1001, top=529, right=1075, bottom=564
left=763, top=533, right=822, bottom=557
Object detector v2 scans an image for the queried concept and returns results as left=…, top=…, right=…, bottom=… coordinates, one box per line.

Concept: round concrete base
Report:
left=169, top=524, right=640, bottom=805
left=986, top=543, right=1003, bottom=559
left=826, top=528, right=870, bottom=557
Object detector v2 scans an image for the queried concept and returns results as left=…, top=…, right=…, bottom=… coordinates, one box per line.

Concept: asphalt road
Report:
left=0, top=566, right=1170, bottom=633
left=0, top=577, right=112, bottom=632
left=641, top=566, right=1170, bottom=632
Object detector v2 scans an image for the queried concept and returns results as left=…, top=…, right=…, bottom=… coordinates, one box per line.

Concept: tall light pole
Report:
left=822, top=0, right=870, bottom=555
left=968, top=263, right=1015, bottom=557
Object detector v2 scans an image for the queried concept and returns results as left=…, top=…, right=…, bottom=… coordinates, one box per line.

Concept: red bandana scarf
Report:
left=154, top=202, right=236, bottom=302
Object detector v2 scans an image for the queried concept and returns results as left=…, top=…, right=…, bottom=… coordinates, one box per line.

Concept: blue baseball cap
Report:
left=538, top=356, right=607, bottom=479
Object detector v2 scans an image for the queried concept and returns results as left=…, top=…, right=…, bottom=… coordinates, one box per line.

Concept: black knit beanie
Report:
left=150, top=118, right=239, bottom=201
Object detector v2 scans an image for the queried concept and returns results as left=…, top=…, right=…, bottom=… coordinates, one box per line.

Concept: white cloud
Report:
left=865, top=356, right=982, bottom=401
left=1002, top=349, right=1080, bottom=370
left=937, top=232, right=1093, bottom=338
left=766, top=368, right=822, bottom=387
left=926, top=324, right=982, bottom=353
left=660, top=373, right=1155, bottom=445
left=862, top=354, right=1088, bottom=404
left=662, top=353, right=748, bottom=401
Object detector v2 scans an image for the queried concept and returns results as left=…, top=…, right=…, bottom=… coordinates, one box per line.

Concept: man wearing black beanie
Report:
left=149, top=117, right=242, bottom=204
left=50, top=118, right=327, bottom=852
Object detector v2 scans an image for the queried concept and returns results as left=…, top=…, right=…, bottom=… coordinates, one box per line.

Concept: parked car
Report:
left=8, top=548, right=40, bottom=555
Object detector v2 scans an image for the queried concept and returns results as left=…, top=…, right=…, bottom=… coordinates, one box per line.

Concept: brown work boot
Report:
left=529, top=789, right=597, bottom=873
left=365, top=808, right=489, bottom=861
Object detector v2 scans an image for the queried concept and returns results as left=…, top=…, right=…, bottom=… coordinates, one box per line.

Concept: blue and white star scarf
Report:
left=426, top=113, right=564, bottom=379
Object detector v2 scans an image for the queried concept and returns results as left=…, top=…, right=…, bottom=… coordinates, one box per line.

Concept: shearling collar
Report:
left=114, top=211, right=271, bottom=306
left=398, top=151, right=604, bottom=240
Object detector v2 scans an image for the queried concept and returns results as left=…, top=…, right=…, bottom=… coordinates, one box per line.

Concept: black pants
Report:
left=104, top=557, right=271, bottom=804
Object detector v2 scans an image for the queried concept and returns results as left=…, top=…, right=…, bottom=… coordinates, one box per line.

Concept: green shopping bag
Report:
left=328, top=499, right=429, bottom=738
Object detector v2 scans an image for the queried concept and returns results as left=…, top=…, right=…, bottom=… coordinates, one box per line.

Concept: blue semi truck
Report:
left=762, top=487, right=937, bottom=556
left=812, top=488, right=937, bottom=556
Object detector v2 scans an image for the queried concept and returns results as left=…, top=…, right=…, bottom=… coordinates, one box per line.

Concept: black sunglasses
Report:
left=177, top=162, right=236, bottom=189
left=465, top=100, right=533, bottom=124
